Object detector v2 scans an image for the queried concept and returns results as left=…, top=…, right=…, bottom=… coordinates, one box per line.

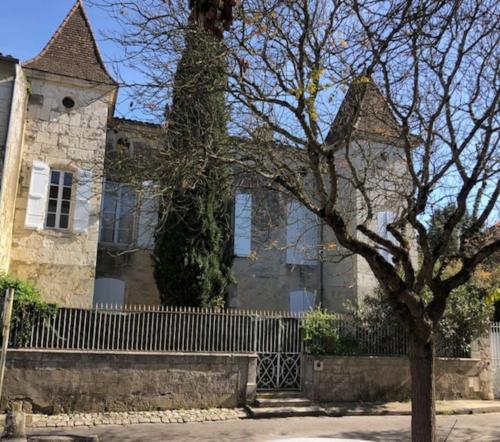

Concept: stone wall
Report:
left=3, top=350, right=257, bottom=414
left=493, top=368, right=500, bottom=399
left=303, top=355, right=493, bottom=403
left=0, top=62, right=27, bottom=272
left=8, top=70, right=116, bottom=306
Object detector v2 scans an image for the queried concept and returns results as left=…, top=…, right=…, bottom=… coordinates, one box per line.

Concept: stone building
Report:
left=0, top=0, right=412, bottom=312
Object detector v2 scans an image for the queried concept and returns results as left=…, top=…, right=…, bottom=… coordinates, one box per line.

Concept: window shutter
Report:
left=286, top=201, right=319, bottom=265
left=234, top=193, right=252, bottom=257
left=289, top=290, right=316, bottom=313
left=137, top=180, right=159, bottom=249
left=93, top=278, right=125, bottom=306
left=25, top=160, right=50, bottom=229
left=73, top=168, right=92, bottom=234
left=377, top=211, right=396, bottom=261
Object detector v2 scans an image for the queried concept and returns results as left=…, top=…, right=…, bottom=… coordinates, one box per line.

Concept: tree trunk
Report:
left=409, top=331, right=436, bottom=442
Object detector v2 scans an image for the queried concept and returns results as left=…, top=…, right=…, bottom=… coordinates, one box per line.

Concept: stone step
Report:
left=28, top=437, right=98, bottom=442
left=256, top=391, right=304, bottom=399
left=246, top=405, right=326, bottom=419
left=254, top=397, right=312, bottom=408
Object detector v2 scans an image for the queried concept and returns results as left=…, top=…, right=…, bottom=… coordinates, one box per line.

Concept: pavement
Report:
left=27, top=413, right=500, bottom=441
left=322, top=399, right=500, bottom=416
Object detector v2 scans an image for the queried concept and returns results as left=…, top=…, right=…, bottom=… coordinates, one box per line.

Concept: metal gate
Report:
left=255, top=316, right=303, bottom=391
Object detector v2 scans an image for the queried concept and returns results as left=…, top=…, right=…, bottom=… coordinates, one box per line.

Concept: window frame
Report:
left=99, top=181, right=137, bottom=246
left=45, top=169, right=73, bottom=230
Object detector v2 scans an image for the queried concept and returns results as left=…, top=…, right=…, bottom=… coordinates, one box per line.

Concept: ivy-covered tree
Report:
left=152, top=3, right=234, bottom=307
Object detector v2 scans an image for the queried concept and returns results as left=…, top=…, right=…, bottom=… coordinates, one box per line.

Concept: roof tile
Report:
left=24, top=0, right=116, bottom=85
left=326, top=77, right=401, bottom=147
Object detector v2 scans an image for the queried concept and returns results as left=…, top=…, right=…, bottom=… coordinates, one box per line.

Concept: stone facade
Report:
left=7, top=71, right=115, bottom=306
left=1, top=1, right=413, bottom=313
left=303, top=355, right=494, bottom=403
left=0, top=59, right=27, bottom=273
left=2, top=350, right=257, bottom=414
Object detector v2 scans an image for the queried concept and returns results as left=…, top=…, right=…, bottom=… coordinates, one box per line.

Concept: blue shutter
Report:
left=234, top=193, right=252, bottom=257
left=286, top=201, right=319, bottom=265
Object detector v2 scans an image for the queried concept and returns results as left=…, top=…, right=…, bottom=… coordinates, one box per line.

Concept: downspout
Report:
left=319, top=219, right=325, bottom=308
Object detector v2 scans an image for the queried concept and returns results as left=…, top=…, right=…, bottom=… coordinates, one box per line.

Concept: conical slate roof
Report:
left=326, top=77, right=401, bottom=147
left=24, top=0, right=116, bottom=85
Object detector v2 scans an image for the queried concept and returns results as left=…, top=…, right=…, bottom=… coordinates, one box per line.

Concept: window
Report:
left=234, top=193, right=252, bottom=257
left=45, top=170, right=73, bottom=229
left=100, top=182, right=136, bottom=245
left=286, top=201, right=319, bottom=265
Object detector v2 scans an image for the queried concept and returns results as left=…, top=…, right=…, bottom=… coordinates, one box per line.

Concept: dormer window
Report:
left=115, top=138, right=131, bottom=155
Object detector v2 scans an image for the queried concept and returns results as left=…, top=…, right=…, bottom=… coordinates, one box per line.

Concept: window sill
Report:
left=286, top=261, right=320, bottom=267
left=98, top=242, right=135, bottom=251
left=32, top=228, right=75, bottom=238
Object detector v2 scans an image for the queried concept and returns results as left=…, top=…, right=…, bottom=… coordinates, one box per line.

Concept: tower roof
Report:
left=326, top=77, right=402, bottom=147
left=24, top=0, right=117, bottom=85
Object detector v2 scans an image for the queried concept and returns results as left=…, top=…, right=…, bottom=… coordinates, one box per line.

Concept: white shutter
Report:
left=73, top=168, right=92, bottom=234
left=93, top=278, right=125, bottom=306
left=25, top=160, right=50, bottom=229
left=234, top=193, right=252, bottom=257
left=377, top=211, right=396, bottom=261
left=286, top=201, right=319, bottom=265
left=137, top=180, right=159, bottom=249
left=289, top=290, right=316, bottom=314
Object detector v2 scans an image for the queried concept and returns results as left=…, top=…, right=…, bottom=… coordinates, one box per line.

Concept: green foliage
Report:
left=347, top=275, right=495, bottom=356
left=438, top=278, right=495, bottom=354
left=0, top=274, right=57, bottom=346
left=302, top=307, right=357, bottom=355
left=427, top=203, right=472, bottom=259
left=153, top=27, right=233, bottom=308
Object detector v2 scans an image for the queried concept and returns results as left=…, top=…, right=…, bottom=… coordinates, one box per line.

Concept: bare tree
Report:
left=226, top=2, right=499, bottom=440
left=90, top=0, right=499, bottom=440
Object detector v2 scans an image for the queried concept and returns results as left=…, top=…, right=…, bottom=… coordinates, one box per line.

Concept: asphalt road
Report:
left=29, top=413, right=500, bottom=442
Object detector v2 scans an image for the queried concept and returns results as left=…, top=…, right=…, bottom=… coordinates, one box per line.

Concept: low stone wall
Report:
left=493, top=368, right=500, bottom=399
left=2, top=350, right=257, bottom=414
left=304, top=355, right=493, bottom=403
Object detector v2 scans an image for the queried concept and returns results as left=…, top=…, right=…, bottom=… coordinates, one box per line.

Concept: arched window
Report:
left=93, top=278, right=126, bottom=306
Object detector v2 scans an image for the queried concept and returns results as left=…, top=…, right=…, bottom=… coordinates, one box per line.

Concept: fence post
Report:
left=0, top=288, right=15, bottom=401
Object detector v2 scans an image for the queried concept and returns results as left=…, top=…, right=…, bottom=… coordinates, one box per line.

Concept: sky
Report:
left=0, top=0, right=133, bottom=117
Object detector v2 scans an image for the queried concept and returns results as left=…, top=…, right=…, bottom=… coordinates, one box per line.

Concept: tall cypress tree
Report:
left=152, top=18, right=234, bottom=307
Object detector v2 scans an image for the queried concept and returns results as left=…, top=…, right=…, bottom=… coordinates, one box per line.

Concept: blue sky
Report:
left=0, top=0, right=133, bottom=116
left=0, top=1, right=112, bottom=61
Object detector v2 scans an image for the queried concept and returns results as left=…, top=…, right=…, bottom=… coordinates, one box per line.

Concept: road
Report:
left=29, top=413, right=500, bottom=441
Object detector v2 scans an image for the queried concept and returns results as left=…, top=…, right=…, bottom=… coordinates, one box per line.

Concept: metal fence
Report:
left=8, top=305, right=303, bottom=354
left=306, top=317, right=471, bottom=358
left=3, top=304, right=472, bottom=358
left=492, top=322, right=500, bottom=368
